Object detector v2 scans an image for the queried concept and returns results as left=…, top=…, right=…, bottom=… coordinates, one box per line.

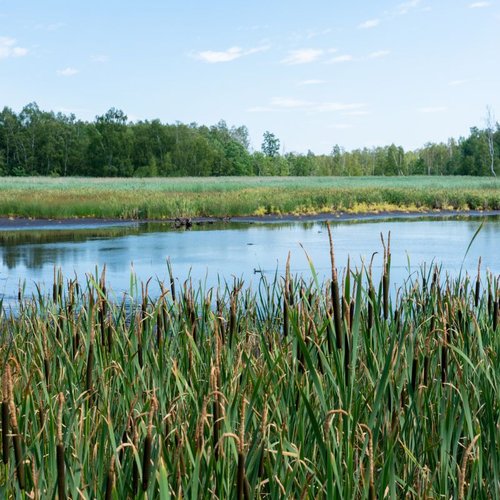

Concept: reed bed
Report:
left=0, top=176, right=498, bottom=219
left=0, top=232, right=499, bottom=498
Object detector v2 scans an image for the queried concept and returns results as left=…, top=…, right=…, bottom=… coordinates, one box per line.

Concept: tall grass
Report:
left=0, top=176, right=498, bottom=219
left=0, top=237, right=499, bottom=497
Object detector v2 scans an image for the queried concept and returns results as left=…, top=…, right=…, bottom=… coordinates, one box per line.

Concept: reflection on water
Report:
left=1, top=215, right=499, bottom=305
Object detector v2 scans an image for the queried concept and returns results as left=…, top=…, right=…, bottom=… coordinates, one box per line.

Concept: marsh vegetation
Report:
left=0, top=176, right=498, bottom=220
left=1, top=231, right=499, bottom=498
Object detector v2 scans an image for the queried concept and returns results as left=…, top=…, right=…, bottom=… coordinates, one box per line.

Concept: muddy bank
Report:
left=0, top=209, right=499, bottom=231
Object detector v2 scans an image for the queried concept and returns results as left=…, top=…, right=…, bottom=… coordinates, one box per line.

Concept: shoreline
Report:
left=0, top=209, right=499, bottom=231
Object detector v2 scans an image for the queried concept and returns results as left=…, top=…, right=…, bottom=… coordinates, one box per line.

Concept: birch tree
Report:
left=485, top=106, right=496, bottom=177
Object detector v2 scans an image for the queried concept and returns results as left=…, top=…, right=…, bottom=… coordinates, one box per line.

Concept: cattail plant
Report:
left=229, top=286, right=238, bottom=347
left=142, top=396, right=158, bottom=492
left=358, top=424, right=376, bottom=500
left=131, top=418, right=139, bottom=496
left=0, top=242, right=498, bottom=497
left=326, top=222, right=342, bottom=350
left=98, top=266, right=108, bottom=348
left=237, top=398, right=250, bottom=500
left=6, top=365, right=25, bottom=490
left=283, top=253, right=291, bottom=337
left=474, top=257, right=481, bottom=308
left=1, top=365, right=10, bottom=464
left=42, top=324, right=50, bottom=388
left=211, top=321, right=225, bottom=468
left=458, top=434, right=480, bottom=500
left=381, top=232, right=391, bottom=321
left=104, top=452, right=116, bottom=500
left=53, top=267, right=58, bottom=304
left=195, top=396, right=209, bottom=453
left=494, top=288, right=499, bottom=332
left=86, top=324, right=95, bottom=396
left=367, top=252, right=377, bottom=331
left=441, top=308, right=449, bottom=386
left=167, top=257, right=176, bottom=302
left=257, top=405, right=268, bottom=479
left=56, top=393, right=66, bottom=500
left=105, top=443, right=133, bottom=500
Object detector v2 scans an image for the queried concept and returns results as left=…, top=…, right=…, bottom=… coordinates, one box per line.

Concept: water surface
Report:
left=1, top=215, right=499, bottom=305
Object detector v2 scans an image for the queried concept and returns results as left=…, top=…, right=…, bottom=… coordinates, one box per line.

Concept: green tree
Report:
left=261, top=131, right=280, bottom=158
left=88, top=108, right=133, bottom=176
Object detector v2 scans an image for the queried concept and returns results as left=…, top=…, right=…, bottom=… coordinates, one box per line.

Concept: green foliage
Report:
left=0, top=103, right=499, bottom=178
left=0, top=251, right=499, bottom=497
left=261, top=130, right=280, bottom=158
left=0, top=176, right=498, bottom=219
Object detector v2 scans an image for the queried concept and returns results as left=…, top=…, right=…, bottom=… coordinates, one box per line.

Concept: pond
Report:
left=1, top=214, right=499, bottom=306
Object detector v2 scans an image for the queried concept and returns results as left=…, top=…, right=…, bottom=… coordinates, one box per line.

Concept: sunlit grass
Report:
left=0, top=176, right=498, bottom=219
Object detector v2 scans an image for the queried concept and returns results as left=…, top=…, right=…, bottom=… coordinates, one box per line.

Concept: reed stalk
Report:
left=56, top=393, right=66, bottom=500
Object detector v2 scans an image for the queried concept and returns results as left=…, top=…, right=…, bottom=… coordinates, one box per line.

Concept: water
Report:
left=1, top=215, right=499, bottom=305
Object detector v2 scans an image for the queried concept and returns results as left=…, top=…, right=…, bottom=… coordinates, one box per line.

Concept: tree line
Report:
left=0, top=102, right=498, bottom=177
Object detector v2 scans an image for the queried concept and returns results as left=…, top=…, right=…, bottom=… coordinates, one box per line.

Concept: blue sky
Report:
left=1, top=0, right=499, bottom=153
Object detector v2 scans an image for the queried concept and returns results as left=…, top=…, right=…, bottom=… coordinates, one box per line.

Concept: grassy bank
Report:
left=0, top=234, right=499, bottom=497
left=0, top=176, right=498, bottom=219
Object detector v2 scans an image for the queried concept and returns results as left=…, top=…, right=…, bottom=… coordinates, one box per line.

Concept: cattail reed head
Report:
left=142, top=395, right=158, bottom=492
left=105, top=454, right=116, bottom=500
left=358, top=423, right=375, bottom=499
left=441, top=309, right=449, bottom=386
left=238, top=397, right=247, bottom=455
left=7, top=364, right=25, bottom=491
left=326, top=223, right=343, bottom=350
left=2, top=364, right=11, bottom=464
left=474, top=257, right=481, bottom=308
left=458, top=434, right=480, bottom=500
left=56, top=392, right=66, bottom=500
left=57, top=393, right=65, bottom=445
left=494, top=290, right=499, bottom=332
left=324, top=409, right=348, bottom=437
left=381, top=232, right=391, bottom=320
left=326, top=222, right=338, bottom=282
left=195, top=396, right=208, bottom=452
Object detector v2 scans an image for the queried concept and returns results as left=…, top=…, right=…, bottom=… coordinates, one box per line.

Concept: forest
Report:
left=0, top=102, right=498, bottom=178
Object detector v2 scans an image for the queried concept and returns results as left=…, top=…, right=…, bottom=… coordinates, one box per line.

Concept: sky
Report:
left=1, top=0, right=499, bottom=154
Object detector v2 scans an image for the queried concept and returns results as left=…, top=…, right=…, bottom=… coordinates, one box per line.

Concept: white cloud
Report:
left=245, top=45, right=271, bottom=55
left=281, top=48, right=324, bottom=65
left=469, top=1, right=491, bottom=7
left=448, top=79, right=470, bottom=86
left=298, top=79, right=326, bottom=86
left=236, top=25, right=270, bottom=32
left=247, top=106, right=274, bottom=113
left=91, top=54, right=109, bottom=63
left=247, top=98, right=366, bottom=114
left=0, top=37, right=28, bottom=59
left=195, top=45, right=269, bottom=63
left=397, top=0, right=421, bottom=15
left=315, top=102, right=365, bottom=112
left=418, top=106, right=447, bottom=113
left=305, top=28, right=333, bottom=39
left=196, top=47, right=243, bottom=63
left=368, top=50, right=390, bottom=59
left=271, top=97, right=312, bottom=108
left=358, top=19, right=380, bottom=29
left=328, top=54, right=353, bottom=64
left=35, top=22, right=65, bottom=31
left=329, top=123, right=354, bottom=129
left=343, top=110, right=371, bottom=116
left=57, top=67, right=79, bottom=77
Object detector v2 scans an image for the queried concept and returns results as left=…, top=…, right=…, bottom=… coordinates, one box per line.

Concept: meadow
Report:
left=0, top=176, right=498, bottom=220
left=0, top=230, right=499, bottom=498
